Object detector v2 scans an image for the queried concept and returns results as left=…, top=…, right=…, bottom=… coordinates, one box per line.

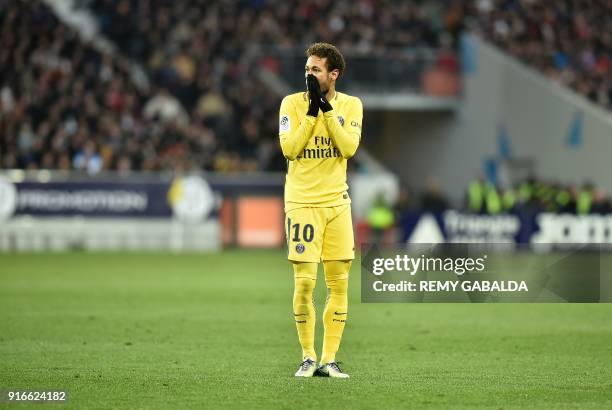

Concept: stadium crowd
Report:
left=0, top=0, right=278, bottom=173
left=464, top=177, right=611, bottom=215
left=470, top=0, right=612, bottom=110
left=0, top=0, right=609, bottom=176
left=0, top=0, right=459, bottom=174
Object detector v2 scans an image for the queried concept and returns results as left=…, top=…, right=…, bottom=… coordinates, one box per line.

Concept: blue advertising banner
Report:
left=0, top=175, right=216, bottom=221
left=401, top=210, right=612, bottom=244
left=14, top=181, right=169, bottom=217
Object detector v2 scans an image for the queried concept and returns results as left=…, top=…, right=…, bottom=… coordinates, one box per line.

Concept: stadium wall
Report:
left=364, top=34, right=612, bottom=204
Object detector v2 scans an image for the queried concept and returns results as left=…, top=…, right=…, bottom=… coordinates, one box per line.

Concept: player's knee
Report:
left=293, top=278, right=316, bottom=311
left=293, top=262, right=317, bottom=306
left=323, top=260, right=349, bottom=297
left=294, top=276, right=315, bottom=295
left=323, top=260, right=351, bottom=282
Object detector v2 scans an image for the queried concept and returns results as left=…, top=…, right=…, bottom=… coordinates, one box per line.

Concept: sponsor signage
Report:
left=404, top=210, right=612, bottom=244
left=0, top=176, right=215, bottom=221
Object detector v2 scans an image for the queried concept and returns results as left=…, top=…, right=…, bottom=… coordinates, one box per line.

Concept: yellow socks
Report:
left=321, top=260, right=351, bottom=364
left=293, top=260, right=351, bottom=363
left=293, top=262, right=318, bottom=361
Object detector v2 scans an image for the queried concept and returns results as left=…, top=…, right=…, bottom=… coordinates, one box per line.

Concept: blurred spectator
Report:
left=591, top=188, right=612, bottom=214
left=73, top=140, right=103, bottom=174
left=366, top=193, right=395, bottom=245
left=467, top=176, right=486, bottom=213
left=576, top=182, right=594, bottom=215
left=421, top=176, right=449, bottom=213
left=393, top=183, right=420, bottom=243
left=143, top=88, right=189, bottom=126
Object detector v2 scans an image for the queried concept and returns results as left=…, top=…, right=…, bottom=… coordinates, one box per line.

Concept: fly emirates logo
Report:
left=297, top=136, right=342, bottom=160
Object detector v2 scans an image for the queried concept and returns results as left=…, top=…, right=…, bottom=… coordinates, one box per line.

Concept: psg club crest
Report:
left=296, top=243, right=305, bottom=254
left=338, top=115, right=345, bottom=126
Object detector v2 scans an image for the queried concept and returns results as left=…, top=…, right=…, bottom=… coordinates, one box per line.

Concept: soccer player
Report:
left=278, top=42, right=363, bottom=378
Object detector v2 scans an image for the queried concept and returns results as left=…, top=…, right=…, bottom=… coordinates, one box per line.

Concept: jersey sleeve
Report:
left=322, top=96, right=362, bottom=159
left=278, top=96, right=316, bottom=160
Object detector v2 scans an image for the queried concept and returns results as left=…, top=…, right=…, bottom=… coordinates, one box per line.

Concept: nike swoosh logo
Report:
left=334, top=312, right=347, bottom=315
left=294, top=313, right=307, bottom=316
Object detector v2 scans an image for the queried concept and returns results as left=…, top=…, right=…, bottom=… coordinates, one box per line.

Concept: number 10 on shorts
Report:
left=287, top=218, right=315, bottom=243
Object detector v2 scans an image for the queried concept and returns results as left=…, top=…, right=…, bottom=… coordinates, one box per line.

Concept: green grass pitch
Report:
left=1, top=250, right=611, bottom=409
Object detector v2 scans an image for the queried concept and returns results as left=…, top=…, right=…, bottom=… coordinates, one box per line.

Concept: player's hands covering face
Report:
left=306, top=74, right=333, bottom=114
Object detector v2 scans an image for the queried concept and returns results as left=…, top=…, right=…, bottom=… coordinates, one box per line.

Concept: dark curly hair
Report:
left=306, top=42, right=346, bottom=78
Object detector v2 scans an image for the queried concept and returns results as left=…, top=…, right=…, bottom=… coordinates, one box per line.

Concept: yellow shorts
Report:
left=285, top=204, right=355, bottom=263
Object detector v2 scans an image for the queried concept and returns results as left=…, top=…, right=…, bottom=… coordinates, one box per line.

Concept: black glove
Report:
left=306, top=74, right=320, bottom=117
left=306, top=74, right=333, bottom=114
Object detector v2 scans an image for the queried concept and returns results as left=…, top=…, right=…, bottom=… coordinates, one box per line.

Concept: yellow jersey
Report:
left=278, top=91, right=363, bottom=212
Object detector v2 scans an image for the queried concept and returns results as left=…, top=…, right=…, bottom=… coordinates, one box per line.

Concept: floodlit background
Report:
left=1, top=1, right=611, bottom=408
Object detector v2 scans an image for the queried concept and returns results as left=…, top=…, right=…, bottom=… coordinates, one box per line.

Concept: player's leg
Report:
left=286, top=207, right=325, bottom=377
left=292, top=261, right=318, bottom=377
left=319, top=205, right=354, bottom=378
left=319, top=259, right=351, bottom=378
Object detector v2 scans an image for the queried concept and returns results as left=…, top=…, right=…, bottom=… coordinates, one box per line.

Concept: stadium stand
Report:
left=469, top=0, right=612, bottom=110
left=1, top=0, right=282, bottom=173
left=1, top=0, right=461, bottom=173
left=1, top=0, right=608, bottom=202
